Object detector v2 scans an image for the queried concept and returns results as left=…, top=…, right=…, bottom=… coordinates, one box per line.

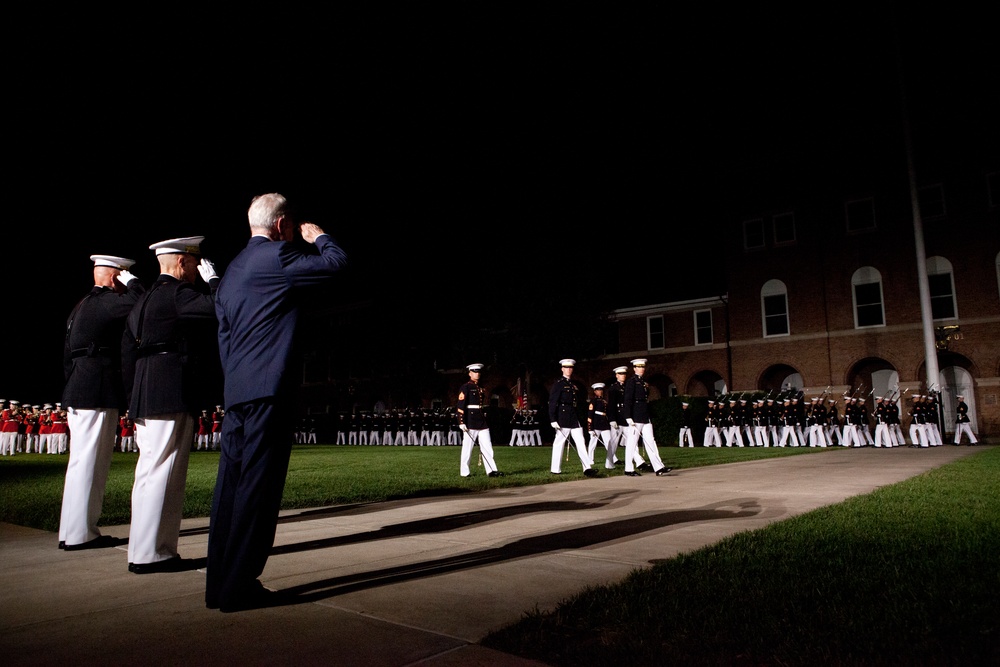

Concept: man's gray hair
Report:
left=248, top=192, right=289, bottom=233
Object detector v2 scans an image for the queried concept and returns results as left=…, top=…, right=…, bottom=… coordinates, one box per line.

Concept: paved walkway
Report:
left=0, top=444, right=988, bottom=666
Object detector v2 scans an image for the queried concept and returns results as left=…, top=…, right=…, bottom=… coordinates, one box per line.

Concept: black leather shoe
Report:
left=487, top=471, right=505, bottom=477
left=219, top=580, right=288, bottom=613
left=637, top=462, right=653, bottom=472
left=655, top=467, right=672, bottom=476
left=128, top=556, right=194, bottom=574
left=583, top=469, right=599, bottom=478
left=58, top=541, right=65, bottom=550
left=625, top=471, right=641, bottom=477
left=63, top=535, right=125, bottom=551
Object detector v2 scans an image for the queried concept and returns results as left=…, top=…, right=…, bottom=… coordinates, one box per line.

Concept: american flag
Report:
left=512, top=378, right=526, bottom=409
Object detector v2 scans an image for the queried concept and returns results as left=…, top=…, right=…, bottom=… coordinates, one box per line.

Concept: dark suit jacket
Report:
left=215, top=234, right=347, bottom=407
left=62, top=280, right=146, bottom=411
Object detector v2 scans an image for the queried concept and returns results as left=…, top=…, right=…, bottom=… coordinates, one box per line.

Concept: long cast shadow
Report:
left=280, top=498, right=762, bottom=603
left=267, top=490, right=639, bottom=555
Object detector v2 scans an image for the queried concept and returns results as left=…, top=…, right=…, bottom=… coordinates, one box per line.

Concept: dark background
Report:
left=4, top=6, right=996, bottom=405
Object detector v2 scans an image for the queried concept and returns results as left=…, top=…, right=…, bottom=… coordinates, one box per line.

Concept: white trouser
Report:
left=551, top=426, right=592, bottom=473
left=460, top=428, right=498, bottom=476
left=129, top=413, right=194, bottom=565
left=59, top=408, right=118, bottom=546
left=724, top=426, right=744, bottom=447
left=809, top=424, right=827, bottom=447
left=954, top=423, right=978, bottom=444
left=754, top=426, right=769, bottom=447
left=587, top=429, right=615, bottom=468
left=874, top=423, right=892, bottom=447
left=679, top=426, right=694, bottom=447
left=778, top=426, right=800, bottom=447
left=626, top=422, right=665, bottom=472
left=703, top=426, right=722, bottom=447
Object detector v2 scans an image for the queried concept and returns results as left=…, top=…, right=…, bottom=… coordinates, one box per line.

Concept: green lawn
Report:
left=2, top=442, right=996, bottom=664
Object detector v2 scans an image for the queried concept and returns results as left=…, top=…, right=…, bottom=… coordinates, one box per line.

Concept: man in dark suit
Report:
left=206, top=192, right=347, bottom=613
left=58, top=254, right=144, bottom=551
left=122, top=236, right=222, bottom=574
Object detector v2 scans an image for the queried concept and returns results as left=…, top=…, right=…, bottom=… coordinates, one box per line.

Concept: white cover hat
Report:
left=559, top=359, right=576, bottom=367
left=90, top=254, right=135, bottom=269
left=149, top=236, right=205, bottom=255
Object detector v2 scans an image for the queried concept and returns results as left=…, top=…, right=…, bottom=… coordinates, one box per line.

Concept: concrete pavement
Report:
left=0, top=444, right=987, bottom=666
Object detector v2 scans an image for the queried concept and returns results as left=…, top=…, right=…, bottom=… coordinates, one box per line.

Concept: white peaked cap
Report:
left=90, top=254, right=135, bottom=269
left=466, top=363, right=484, bottom=371
left=591, top=383, right=605, bottom=389
left=559, top=359, right=576, bottom=367
left=149, top=236, right=205, bottom=255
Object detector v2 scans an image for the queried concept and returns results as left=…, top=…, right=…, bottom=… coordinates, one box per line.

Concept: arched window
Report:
left=927, top=256, right=957, bottom=320
left=851, top=266, right=885, bottom=328
left=761, top=279, right=789, bottom=337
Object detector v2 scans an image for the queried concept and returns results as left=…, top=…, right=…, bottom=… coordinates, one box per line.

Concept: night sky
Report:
left=5, top=6, right=996, bottom=405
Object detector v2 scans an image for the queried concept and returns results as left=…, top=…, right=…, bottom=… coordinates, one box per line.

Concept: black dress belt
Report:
left=70, top=346, right=114, bottom=359
left=136, top=343, right=179, bottom=358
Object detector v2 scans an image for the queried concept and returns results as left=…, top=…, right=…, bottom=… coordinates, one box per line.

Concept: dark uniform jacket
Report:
left=588, top=396, right=610, bottom=431
left=622, top=375, right=651, bottom=424
left=122, top=274, right=221, bottom=419
left=956, top=400, right=971, bottom=423
left=63, top=279, right=146, bottom=410
left=607, top=381, right=625, bottom=425
left=457, top=380, right=489, bottom=429
left=548, top=376, right=581, bottom=428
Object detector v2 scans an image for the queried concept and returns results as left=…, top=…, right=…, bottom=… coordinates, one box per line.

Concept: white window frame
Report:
left=851, top=266, right=886, bottom=329
left=694, top=309, right=713, bottom=346
left=761, top=279, right=790, bottom=338
left=927, top=256, right=958, bottom=321
left=647, top=315, right=664, bottom=350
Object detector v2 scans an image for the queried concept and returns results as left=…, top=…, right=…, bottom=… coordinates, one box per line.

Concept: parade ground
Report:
left=0, top=444, right=986, bottom=666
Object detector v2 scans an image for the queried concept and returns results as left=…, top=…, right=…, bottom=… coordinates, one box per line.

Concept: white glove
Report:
left=609, top=421, right=618, bottom=429
left=459, top=424, right=469, bottom=433
left=197, top=258, right=219, bottom=282
left=117, top=270, right=137, bottom=285
left=626, top=418, right=635, bottom=427
left=550, top=422, right=559, bottom=430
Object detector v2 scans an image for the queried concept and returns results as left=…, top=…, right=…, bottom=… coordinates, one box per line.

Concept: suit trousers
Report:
left=59, top=407, right=118, bottom=546
left=129, top=413, right=194, bottom=564
left=206, top=398, right=294, bottom=609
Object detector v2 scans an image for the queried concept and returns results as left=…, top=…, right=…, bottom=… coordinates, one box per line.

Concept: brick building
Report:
left=589, top=167, right=999, bottom=438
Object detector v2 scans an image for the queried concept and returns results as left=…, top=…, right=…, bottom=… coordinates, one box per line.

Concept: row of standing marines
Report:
left=686, top=388, right=977, bottom=448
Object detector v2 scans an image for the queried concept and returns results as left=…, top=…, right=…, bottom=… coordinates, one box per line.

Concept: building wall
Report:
left=602, top=167, right=1000, bottom=436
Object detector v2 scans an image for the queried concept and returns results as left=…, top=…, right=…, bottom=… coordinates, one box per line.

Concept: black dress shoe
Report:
left=128, top=556, right=191, bottom=574
left=63, top=535, right=125, bottom=551
left=58, top=541, right=65, bottom=550
left=219, top=580, right=287, bottom=613
left=655, top=467, right=672, bottom=476
left=583, top=469, right=599, bottom=478
left=487, top=471, right=505, bottom=477
left=637, top=462, right=653, bottom=472
left=625, top=471, right=641, bottom=477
